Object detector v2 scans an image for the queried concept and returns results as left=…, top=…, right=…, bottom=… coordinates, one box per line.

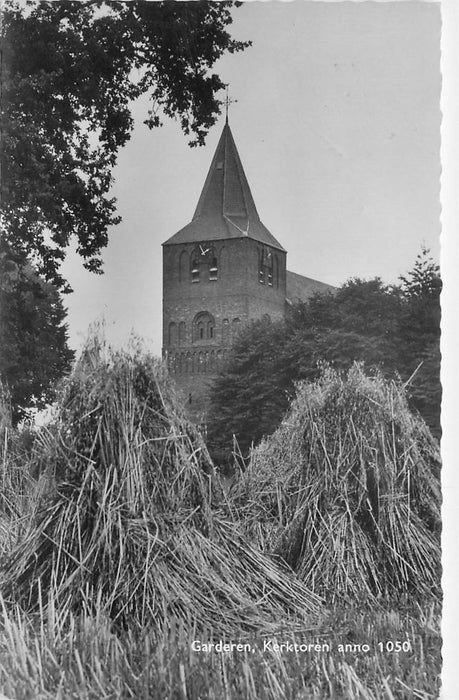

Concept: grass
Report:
left=0, top=597, right=441, bottom=699
left=0, top=348, right=442, bottom=698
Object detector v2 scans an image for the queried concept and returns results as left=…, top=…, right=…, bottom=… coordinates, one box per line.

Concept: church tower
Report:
left=162, top=119, right=287, bottom=422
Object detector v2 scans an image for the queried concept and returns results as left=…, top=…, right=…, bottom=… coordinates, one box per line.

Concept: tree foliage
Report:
left=0, top=243, right=75, bottom=424
left=1, top=0, right=249, bottom=290
left=207, top=318, right=291, bottom=464
left=207, top=250, right=441, bottom=464
left=397, top=247, right=441, bottom=435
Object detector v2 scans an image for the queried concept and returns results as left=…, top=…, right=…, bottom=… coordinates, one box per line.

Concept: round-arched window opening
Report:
left=190, top=246, right=218, bottom=283
left=209, top=256, right=218, bottom=281
left=192, top=311, right=216, bottom=343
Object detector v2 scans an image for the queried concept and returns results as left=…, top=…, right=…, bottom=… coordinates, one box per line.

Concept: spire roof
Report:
left=163, top=122, right=285, bottom=250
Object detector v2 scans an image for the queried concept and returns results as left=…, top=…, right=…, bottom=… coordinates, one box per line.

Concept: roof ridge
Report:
left=223, top=124, right=252, bottom=221
left=222, top=125, right=229, bottom=220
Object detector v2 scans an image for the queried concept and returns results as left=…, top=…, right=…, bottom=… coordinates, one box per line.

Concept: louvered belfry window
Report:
left=259, top=247, right=273, bottom=286
left=191, top=246, right=218, bottom=282
left=191, top=256, right=200, bottom=283
left=209, top=256, right=218, bottom=281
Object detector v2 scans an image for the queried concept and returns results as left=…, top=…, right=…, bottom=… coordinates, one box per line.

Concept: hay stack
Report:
left=1, top=339, right=320, bottom=633
left=233, top=364, right=441, bottom=602
left=0, top=386, right=37, bottom=555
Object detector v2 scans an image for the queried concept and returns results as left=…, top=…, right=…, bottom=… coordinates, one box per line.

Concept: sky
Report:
left=61, top=0, right=442, bottom=357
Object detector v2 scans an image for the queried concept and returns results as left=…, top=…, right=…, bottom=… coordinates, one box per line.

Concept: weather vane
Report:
left=224, top=85, right=237, bottom=122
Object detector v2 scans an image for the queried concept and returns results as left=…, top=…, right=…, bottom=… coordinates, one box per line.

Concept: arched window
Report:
left=258, top=249, right=264, bottom=284
left=179, top=250, right=189, bottom=283
left=209, top=256, right=218, bottom=281
left=168, top=322, right=178, bottom=346
left=259, top=247, right=273, bottom=286
left=222, top=318, right=229, bottom=344
left=178, top=322, right=186, bottom=345
left=232, top=318, right=241, bottom=339
left=192, top=311, right=216, bottom=342
left=191, top=248, right=201, bottom=283
left=190, top=245, right=218, bottom=283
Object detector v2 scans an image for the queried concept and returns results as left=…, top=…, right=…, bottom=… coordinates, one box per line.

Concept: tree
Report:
left=207, top=317, right=289, bottom=464
left=399, top=247, right=441, bottom=337
left=398, top=247, right=442, bottom=437
left=282, top=278, right=402, bottom=380
left=207, top=258, right=442, bottom=464
left=208, top=280, right=403, bottom=464
left=1, top=1, right=249, bottom=290
left=0, top=243, right=75, bottom=424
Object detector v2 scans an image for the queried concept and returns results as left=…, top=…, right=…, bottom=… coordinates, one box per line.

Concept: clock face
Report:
left=199, top=244, right=211, bottom=258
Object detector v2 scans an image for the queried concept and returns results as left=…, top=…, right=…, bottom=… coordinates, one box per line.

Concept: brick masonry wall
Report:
left=162, top=236, right=287, bottom=421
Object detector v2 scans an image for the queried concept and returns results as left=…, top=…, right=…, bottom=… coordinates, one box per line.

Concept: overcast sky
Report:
left=61, top=0, right=442, bottom=357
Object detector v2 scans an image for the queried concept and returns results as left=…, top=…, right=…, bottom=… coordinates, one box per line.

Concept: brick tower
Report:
left=162, top=118, right=287, bottom=422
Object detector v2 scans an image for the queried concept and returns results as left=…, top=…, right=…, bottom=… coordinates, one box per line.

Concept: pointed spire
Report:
left=193, top=121, right=258, bottom=225
left=164, top=121, right=285, bottom=251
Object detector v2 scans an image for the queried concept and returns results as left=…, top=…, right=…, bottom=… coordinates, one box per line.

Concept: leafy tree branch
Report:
left=1, top=1, right=249, bottom=289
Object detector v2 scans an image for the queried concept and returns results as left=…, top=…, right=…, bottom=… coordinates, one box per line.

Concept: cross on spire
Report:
left=224, top=85, right=237, bottom=123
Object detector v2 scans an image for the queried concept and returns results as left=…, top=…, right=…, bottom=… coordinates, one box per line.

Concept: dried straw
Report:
left=232, top=364, right=441, bottom=602
left=1, top=338, right=321, bottom=633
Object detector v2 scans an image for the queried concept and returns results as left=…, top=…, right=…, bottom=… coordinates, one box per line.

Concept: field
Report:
left=0, top=344, right=442, bottom=699
left=0, top=600, right=441, bottom=699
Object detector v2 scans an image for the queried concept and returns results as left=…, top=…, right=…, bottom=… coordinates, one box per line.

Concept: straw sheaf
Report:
left=232, top=364, right=441, bottom=601
left=0, top=340, right=321, bottom=633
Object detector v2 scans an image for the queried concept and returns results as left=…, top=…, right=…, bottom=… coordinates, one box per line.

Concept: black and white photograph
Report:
left=1, top=0, right=455, bottom=697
